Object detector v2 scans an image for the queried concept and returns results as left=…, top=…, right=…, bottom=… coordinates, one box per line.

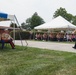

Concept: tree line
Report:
left=10, top=7, right=76, bottom=30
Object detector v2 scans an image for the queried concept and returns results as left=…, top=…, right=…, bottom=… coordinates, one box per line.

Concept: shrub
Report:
left=11, top=31, right=30, bottom=40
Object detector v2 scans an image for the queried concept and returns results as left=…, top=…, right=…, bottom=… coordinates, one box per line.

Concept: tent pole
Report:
left=13, top=21, right=15, bottom=44
left=10, top=21, right=15, bottom=44
left=14, top=15, right=28, bottom=47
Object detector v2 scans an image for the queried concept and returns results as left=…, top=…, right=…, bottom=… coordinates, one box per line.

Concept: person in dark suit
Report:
left=73, top=42, right=76, bottom=49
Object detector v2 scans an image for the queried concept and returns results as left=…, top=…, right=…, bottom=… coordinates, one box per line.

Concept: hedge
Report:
left=10, top=31, right=30, bottom=40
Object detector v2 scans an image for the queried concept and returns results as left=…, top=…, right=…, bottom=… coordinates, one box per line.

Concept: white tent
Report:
left=34, top=16, right=76, bottom=30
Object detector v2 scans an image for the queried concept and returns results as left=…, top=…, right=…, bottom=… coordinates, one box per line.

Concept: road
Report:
left=15, top=40, right=76, bottom=53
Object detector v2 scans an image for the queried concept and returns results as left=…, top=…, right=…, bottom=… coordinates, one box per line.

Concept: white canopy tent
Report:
left=0, top=12, right=28, bottom=47
left=34, top=16, right=76, bottom=30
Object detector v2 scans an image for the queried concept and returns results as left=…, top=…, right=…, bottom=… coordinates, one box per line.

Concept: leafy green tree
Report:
left=26, top=18, right=31, bottom=26
left=21, top=22, right=26, bottom=29
left=10, top=23, right=17, bottom=28
left=25, top=12, right=45, bottom=29
left=21, top=22, right=31, bottom=30
left=53, top=7, right=74, bottom=24
left=65, top=13, right=73, bottom=22
left=30, top=12, right=45, bottom=29
left=53, top=7, right=67, bottom=18
left=72, top=16, right=76, bottom=25
left=21, top=18, right=31, bottom=29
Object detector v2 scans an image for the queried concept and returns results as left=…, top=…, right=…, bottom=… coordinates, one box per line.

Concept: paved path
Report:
left=15, top=40, right=76, bottom=53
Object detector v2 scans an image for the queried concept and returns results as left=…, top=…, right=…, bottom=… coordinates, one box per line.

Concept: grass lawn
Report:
left=0, top=45, right=76, bottom=75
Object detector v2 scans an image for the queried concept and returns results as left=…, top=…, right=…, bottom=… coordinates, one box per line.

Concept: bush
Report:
left=11, top=31, right=30, bottom=40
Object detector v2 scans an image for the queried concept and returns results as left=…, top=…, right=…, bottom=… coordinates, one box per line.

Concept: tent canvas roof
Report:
left=0, top=12, right=14, bottom=21
left=34, top=16, right=76, bottom=30
left=0, top=12, right=16, bottom=29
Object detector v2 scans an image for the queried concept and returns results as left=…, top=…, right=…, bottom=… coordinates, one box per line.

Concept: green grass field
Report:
left=0, top=45, right=76, bottom=75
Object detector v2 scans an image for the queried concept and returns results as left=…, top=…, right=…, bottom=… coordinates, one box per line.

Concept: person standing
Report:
left=73, top=42, right=76, bottom=49
left=72, top=34, right=76, bottom=49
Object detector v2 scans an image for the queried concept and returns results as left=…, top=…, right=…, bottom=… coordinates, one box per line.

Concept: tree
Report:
left=10, top=23, right=17, bottom=28
left=25, top=12, right=45, bottom=29
left=21, top=18, right=31, bottom=30
left=21, top=22, right=31, bottom=30
left=21, top=22, right=26, bottom=29
left=26, top=18, right=31, bottom=26
left=53, top=7, right=74, bottom=24
left=30, top=12, right=45, bottom=29
left=53, top=7, right=67, bottom=18
left=65, top=13, right=73, bottom=22
left=72, top=16, right=76, bottom=25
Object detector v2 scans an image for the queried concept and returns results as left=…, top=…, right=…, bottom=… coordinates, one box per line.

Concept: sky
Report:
left=0, top=0, right=76, bottom=26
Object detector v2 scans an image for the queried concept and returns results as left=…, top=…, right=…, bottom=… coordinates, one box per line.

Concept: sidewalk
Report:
left=15, top=40, right=76, bottom=53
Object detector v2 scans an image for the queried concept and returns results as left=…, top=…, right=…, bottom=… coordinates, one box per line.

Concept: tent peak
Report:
left=34, top=16, right=76, bottom=30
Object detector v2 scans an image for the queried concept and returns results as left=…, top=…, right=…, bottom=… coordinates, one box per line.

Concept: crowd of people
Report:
left=35, top=32, right=76, bottom=42
left=0, top=29, right=15, bottom=49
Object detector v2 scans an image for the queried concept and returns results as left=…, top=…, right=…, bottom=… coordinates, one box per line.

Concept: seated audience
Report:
left=35, top=33, right=42, bottom=40
left=71, top=34, right=75, bottom=41
left=49, top=33, right=53, bottom=41
left=42, top=33, right=48, bottom=41
left=56, top=33, right=60, bottom=41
